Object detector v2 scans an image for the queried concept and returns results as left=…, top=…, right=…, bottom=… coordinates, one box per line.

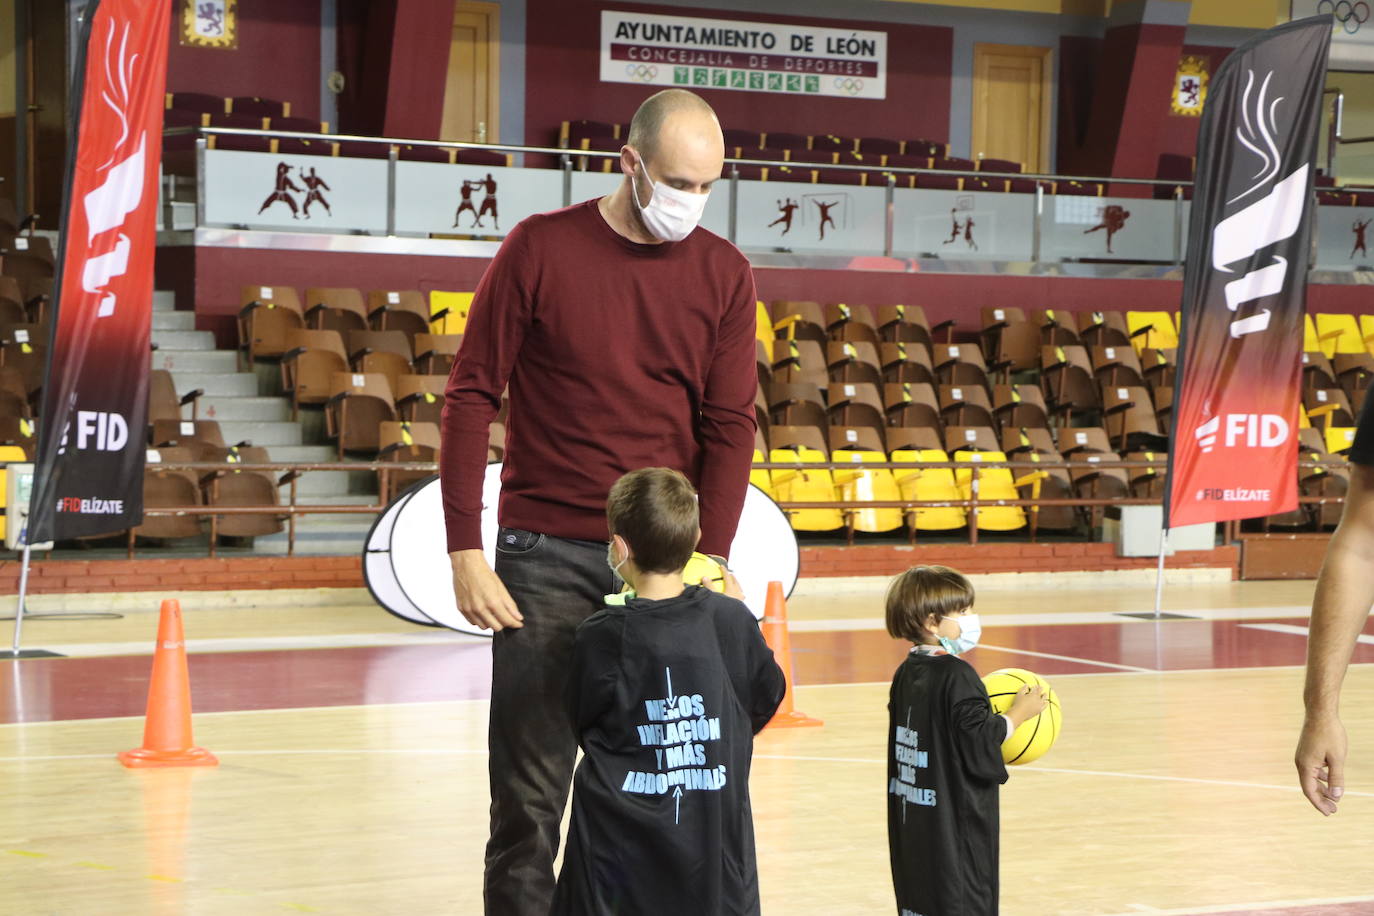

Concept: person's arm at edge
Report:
left=697, top=259, right=759, bottom=557
left=441, top=224, right=535, bottom=631
left=1297, top=462, right=1374, bottom=814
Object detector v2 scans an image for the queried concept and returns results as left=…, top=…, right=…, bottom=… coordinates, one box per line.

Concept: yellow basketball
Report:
left=682, top=552, right=726, bottom=592
left=981, top=667, right=1062, bottom=765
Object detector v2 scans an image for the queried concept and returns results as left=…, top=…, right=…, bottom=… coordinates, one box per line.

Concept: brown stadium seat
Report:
left=933, top=343, right=990, bottom=389
left=148, top=369, right=203, bottom=425
left=1078, top=311, right=1131, bottom=347
left=987, top=321, right=1040, bottom=380
left=1305, top=388, right=1355, bottom=430
left=857, top=136, right=902, bottom=155
left=0, top=323, right=47, bottom=396
left=1018, top=450, right=1079, bottom=534
left=824, top=303, right=879, bottom=342
left=877, top=304, right=951, bottom=346
left=1091, top=345, right=1146, bottom=388
left=992, top=385, right=1050, bottom=431
left=944, top=426, right=999, bottom=453
left=378, top=421, right=440, bottom=501
left=325, top=371, right=396, bottom=458
left=1041, top=345, right=1099, bottom=422
left=886, top=425, right=943, bottom=453
left=826, top=341, right=883, bottom=387
left=879, top=341, right=936, bottom=386
left=227, top=95, right=290, bottom=118
left=414, top=333, right=463, bottom=376
left=768, top=381, right=828, bottom=430
left=1302, top=351, right=1337, bottom=392
left=1056, top=425, right=1114, bottom=457
left=829, top=424, right=885, bottom=454
left=1141, top=347, right=1177, bottom=390
left=151, top=419, right=232, bottom=460
left=1031, top=309, right=1081, bottom=346
left=771, top=339, right=828, bottom=389
left=346, top=330, right=414, bottom=395
left=770, top=301, right=827, bottom=343
left=0, top=366, right=30, bottom=419
left=305, top=287, right=369, bottom=334
left=137, top=446, right=204, bottom=542
left=769, top=424, right=830, bottom=456
left=238, top=285, right=305, bottom=366
left=22, top=276, right=52, bottom=324
left=938, top=384, right=996, bottom=429
left=1333, top=353, right=1374, bottom=402
left=1152, top=386, right=1174, bottom=425
left=1001, top=425, right=1058, bottom=456
left=201, top=444, right=285, bottom=539
left=760, top=131, right=809, bottom=151
left=827, top=381, right=885, bottom=430
left=883, top=382, right=941, bottom=431
left=1101, top=384, right=1165, bottom=452
left=1125, top=450, right=1169, bottom=500
left=0, top=276, right=26, bottom=326
left=368, top=290, right=432, bottom=339
left=395, top=374, right=447, bottom=425
left=280, top=329, right=349, bottom=417
left=979, top=306, right=1027, bottom=351
left=2, top=234, right=54, bottom=267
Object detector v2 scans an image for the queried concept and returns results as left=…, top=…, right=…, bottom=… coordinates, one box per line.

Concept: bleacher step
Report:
left=217, top=420, right=304, bottom=447
left=151, top=329, right=216, bottom=351
left=196, top=396, right=291, bottom=422
left=152, top=349, right=239, bottom=374
left=266, top=445, right=337, bottom=463
left=153, top=290, right=176, bottom=312
left=152, top=311, right=197, bottom=332
left=169, top=370, right=259, bottom=397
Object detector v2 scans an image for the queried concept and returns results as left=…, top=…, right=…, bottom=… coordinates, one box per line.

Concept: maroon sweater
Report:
left=440, top=199, right=758, bottom=555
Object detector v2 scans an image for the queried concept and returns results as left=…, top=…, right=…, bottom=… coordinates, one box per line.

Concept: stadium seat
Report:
left=428, top=291, right=472, bottom=335
left=832, top=449, right=904, bottom=535
left=938, top=384, right=996, bottom=429
left=346, top=330, right=414, bottom=395
left=1101, top=384, right=1165, bottom=451
left=825, top=303, right=880, bottom=343
left=305, top=287, right=369, bottom=334
left=1314, top=313, right=1363, bottom=359
left=1040, top=345, right=1099, bottom=422
left=137, top=447, right=204, bottom=542
left=883, top=381, right=941, bottom=430
left=1305, top=388, right=1355, bottom=430
left=772, top=301, right=827, bottom=342
left=992, top=385, right=1050, bottom=431
left=414, top=333, right=463, bottom=376
left=0, top=323, right=46, bottom=396
left=879, top=342, right=936, bottom=385
left=768, top=441, right=844, bottom=532
left=933, top=343, right=990, bottom=389
left=768, top=381, right=828, bottom=430
left=890, top=448, right=966, bottom=534
left=1141, top=348, right=1177, bottom=390
left=827, top=381, right=885, bottom=429
left=150, top=419, right=231, bottom=461
left=148, top=369, right=203, bottom=426
left=761, top=131, right=809, bottom=150
left=953, top=450, right=1026, bottom=532
left=1077, top=310, right=1131, bottom=347
left=368, top=290, right=431, bottom=339
left=279, top=329, right=349, bottom=417
left=324, top=372, right=396, bottom=459
left=887, top=426, right=944, bottom=453
left=987, top=321, right=1040, bottom=379
left=829, top=424, right=885, bottom=455
left=228, top=95, right=290, bottom=118
left=238, top=285, right=305, bottom=366
left=378, top=420, right=441, bottom=501
left=826, top=341, right=883, bottom=386
left=395, top=374, right=447, bottom=425
left=202, top=444, right=285, bottom=539
left=944, top=426, right=999, bottom=453
left=877, top=304, right=949, bottom=345
left=1091, top=345, right=1146, bottom=387
left=772, top=339, right=829, bottom=388
left=1126, top=311, right=1179, bottom=351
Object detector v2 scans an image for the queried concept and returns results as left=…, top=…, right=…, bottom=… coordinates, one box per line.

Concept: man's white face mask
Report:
left=629, top=150, right=709, bottom=242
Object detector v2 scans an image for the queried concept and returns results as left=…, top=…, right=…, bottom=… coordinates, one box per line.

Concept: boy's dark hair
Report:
left=884, top=565, right=975, bottom=642
left=606, top=467, right=699, bottom=575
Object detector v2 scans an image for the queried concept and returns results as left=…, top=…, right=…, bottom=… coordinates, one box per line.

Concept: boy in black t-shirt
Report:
left=551, top=468, right=786, bottom=916
left=885, top=565, right=1046, bottom=916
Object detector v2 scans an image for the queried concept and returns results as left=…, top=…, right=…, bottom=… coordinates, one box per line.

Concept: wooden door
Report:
left=440, top=1, right=500, bottom=144
left=972, top=43, right=1052, bottom=174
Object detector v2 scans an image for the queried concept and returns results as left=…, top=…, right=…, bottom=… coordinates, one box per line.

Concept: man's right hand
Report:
left=1296, top=711, right=1347, bottom=816
left=450, top=549, right=524, bottom=631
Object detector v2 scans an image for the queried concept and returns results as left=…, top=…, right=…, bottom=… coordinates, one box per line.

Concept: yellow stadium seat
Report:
left=1326, top=426, right=1357, bottom=454
left=1299, top=404, right=1311, bottom=429
left=832, top=450, right=903, bottom=533
left=430, top=290, right=474, bottom=335
left=750, top=449, right=771, bottom=493
left=768, top=447, right=843, bottom=531
left=1315, top=313, right=1364, bottom=359
left=756, top=301, right=773, bottom=361
left=890, top=449, right=966, bottom=531
left=1358, top=315, right=1374, bottom=355
left=953, top=450, right=1027, bottom=532
left=0, top=444, right=27, bottom=542
left=1126, top=311, right=1179, bottom=352
left=1303, top=314, right=1320, bottom=353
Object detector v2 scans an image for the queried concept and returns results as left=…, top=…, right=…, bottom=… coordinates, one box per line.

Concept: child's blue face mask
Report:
left=938, top=613, right=982, bottom=655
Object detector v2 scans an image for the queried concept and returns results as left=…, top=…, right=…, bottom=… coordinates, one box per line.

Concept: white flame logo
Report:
left=1210, top=69, right=1306, bottom=340
left=1195, top=416, right=1219, bottom=454
left=81, top=19, right=146, bottom=319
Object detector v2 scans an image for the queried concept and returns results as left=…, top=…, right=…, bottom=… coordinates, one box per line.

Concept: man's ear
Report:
left=619, top=145, right=638, bottom=179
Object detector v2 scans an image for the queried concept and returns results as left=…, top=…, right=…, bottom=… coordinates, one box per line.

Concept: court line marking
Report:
left=1240, top=622, right=1374, bottom=645
left=975, top=642, right=1154, bottom=673
left=1097, top=895, right=1374, bottom=916
left=789, top=605, right=1321, bottom=632
left=13, top=631, right=486, bottom=659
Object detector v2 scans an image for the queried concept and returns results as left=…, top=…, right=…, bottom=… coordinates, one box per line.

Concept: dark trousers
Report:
left=484, top=527, right=617, bottom=916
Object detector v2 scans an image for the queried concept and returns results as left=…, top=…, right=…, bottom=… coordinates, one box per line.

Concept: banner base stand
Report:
left=1115, top=612, right=1198, bottom=621
left=3, top=649, right=64, bottom=658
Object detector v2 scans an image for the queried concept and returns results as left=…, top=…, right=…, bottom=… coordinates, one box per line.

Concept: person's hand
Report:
left=449, top=549, right=523, bottom=631
left=1296, top=712, right=1347, bottom=816
left=1007, top=685, right=1048, bottom=727
left=718, top=566, right=745, bottom=601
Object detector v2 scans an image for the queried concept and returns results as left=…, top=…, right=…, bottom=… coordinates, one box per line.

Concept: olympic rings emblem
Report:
left=1319, top=0, right=1370, bottom=35
left=833, top=76, right=864, bottom=96
left=624, top=63, right=659, bottom=82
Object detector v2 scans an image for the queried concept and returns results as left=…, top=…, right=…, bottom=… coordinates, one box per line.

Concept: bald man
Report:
left=440, top=89, right=757, bottom=914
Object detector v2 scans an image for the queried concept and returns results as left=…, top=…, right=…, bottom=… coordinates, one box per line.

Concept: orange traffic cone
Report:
left=118, top=599, right=218, bottom=768
left=760, top=581, right=823, bottom=729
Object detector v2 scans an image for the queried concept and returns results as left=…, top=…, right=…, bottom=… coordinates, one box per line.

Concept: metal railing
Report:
left=122, top=456, right=1352, bottom=556
left=165, top=125, right=1198, bottom=263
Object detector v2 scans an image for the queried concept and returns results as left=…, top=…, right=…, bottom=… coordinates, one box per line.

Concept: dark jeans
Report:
left=484, top=527, right=618, bottom=916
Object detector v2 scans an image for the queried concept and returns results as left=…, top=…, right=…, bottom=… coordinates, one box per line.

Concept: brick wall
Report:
left=0, top=543, right=1238, bottom=595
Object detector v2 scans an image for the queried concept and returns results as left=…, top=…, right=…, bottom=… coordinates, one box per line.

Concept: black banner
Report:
left=1164, top=16, right=1332, bottom=529
left=28, top=0, right=171, bottom=541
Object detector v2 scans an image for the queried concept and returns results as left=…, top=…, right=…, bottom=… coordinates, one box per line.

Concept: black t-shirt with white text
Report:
left=888, top=651, right=1009, bottom=916
left=552, top=586, right=786, bottom=916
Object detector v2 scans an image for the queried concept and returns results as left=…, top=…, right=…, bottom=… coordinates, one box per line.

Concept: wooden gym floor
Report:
left=2, top=575, right=1373, bottom=915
